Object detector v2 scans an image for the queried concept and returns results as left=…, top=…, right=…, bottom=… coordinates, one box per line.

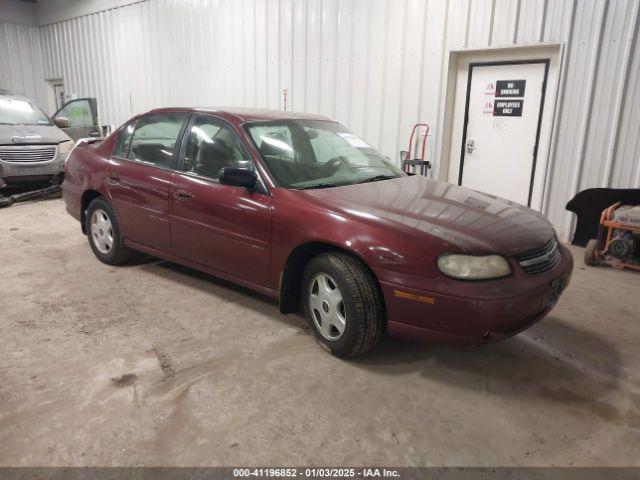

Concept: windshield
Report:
left=0, top=95, right=51, bottom=126
left=246, top=120, right=404, bottom=189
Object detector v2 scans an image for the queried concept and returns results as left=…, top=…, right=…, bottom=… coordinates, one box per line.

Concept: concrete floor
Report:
left=1, top=198, right=638, bottom=467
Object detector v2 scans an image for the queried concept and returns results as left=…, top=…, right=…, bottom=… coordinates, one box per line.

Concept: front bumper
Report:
left=0, top=152, right=66, bottom=184
left=379, top=244, right=574, bottom=345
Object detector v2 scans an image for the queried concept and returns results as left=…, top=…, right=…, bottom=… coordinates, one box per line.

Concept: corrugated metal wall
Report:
left=543, top=0, right=640, bottom=238
left=0, top=21, right=48, bottom=108
left=3, top=0, right=640, bottom=239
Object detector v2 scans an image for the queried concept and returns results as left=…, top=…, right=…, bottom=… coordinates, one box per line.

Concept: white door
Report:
left=459, top=61, right=548, bottom=206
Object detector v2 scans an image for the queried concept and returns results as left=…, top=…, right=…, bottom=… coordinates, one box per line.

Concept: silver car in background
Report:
left=0, top=91, right=73, bottom=188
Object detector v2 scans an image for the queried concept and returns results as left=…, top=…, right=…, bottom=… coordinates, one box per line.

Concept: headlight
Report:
left=58, top=140, right=73, bottom=155
left=437, top=254, right=511, bottom=280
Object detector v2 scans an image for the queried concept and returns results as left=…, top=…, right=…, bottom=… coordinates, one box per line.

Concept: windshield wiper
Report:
left=297, top=183, right=339, bottom=190
left=356, top=174, right=399, bottom=184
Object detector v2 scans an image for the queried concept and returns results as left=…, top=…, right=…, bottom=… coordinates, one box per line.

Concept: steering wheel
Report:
left=317, top=156, right=347, bottom=176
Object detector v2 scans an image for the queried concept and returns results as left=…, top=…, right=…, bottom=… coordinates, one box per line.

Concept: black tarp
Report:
left=565, top=188, right=640, bottom=246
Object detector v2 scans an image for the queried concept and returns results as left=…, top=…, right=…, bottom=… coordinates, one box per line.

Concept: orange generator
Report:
left=584, top=202, right=640, bottom=271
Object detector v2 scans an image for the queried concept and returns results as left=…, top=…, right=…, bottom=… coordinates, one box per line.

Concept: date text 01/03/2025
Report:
left=232, top=468, right=401, bottom=478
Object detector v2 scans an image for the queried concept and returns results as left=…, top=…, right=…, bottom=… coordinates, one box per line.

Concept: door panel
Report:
left=107, top=158, right=173, bottom=251
left=170, top=173, right=272, bottom=286
left=460, top=61, right=548, bottom=206
left=106, top=113, right=188, bottom=251
left=169, top=114, right=272, bottom=286
left=53, top=98, right=101, bottom=141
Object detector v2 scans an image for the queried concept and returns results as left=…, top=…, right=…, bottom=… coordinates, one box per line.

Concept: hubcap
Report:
left=90, top=209, right=114, bottom=254
left=308, top=272, right=346, bottom=341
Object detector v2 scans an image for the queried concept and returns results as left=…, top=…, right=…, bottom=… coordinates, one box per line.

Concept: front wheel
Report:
left=85, top=197, right=132, bottom=265
left=302, top=252, right=384, bottom=358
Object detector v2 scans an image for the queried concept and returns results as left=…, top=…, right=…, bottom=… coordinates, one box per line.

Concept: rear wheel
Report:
left=302, top=252, right=384, bottom=358
left=85, top=197, right=132, bottom=265
left=584, top=239, right=600, bottom=266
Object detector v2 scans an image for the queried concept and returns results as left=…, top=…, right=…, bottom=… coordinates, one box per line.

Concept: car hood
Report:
left=0, top=124, right=71, bottom=145
left=301, top=175, right=554, bottom=256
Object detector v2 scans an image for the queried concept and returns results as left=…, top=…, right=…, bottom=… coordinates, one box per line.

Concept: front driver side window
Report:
left=183, top=117, right=250, bottom=180
left=55, top=99, right=94, bottom=127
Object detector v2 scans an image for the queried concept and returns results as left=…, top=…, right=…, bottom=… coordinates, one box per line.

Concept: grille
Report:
left=0, top=145, right=57, bottom=163
left=515, top=239, right=561, bottom=276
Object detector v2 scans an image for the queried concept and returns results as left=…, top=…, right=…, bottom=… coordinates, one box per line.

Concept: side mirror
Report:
left=53, top=116, right=70, bottom=129
left=219, top=166, right=257, bottom=189
left=400, top=150, right=409, bottom=163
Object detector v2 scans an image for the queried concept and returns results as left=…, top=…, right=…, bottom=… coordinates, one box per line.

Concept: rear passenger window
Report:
left=113, top=122, right=135, bottom=158
left=127, top=114, right=186, bottom=168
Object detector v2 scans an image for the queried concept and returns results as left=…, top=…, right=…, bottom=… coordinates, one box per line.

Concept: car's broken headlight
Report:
left=437, top=254, right=511, bottom=280
left=58, top=140, right=73, bottom=155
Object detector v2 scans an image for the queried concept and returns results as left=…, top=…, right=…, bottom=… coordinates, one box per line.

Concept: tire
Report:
left=302, top=252, right=384, bottom=358
left=85, top=197, right=132, bottom=265
left=584, top=239, right=600, bottom=266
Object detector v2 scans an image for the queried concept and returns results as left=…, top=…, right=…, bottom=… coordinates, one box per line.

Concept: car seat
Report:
left=195, top=139, right=234, bottom=179
left=259, top=133, right=300, bottom=185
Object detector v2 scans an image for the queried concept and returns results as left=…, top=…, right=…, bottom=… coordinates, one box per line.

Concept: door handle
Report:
left=173, top=190, right=194, bottom=201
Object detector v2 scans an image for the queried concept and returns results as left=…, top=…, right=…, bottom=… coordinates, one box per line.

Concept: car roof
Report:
left=143, top=106, right=332, bottom=124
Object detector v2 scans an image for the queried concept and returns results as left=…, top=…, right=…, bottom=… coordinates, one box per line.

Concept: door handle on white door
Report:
left=465, top=139, right=475, bottom=154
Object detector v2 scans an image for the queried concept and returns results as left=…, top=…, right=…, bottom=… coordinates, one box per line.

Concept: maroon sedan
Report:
left=62, top=107, right=572, bottom=357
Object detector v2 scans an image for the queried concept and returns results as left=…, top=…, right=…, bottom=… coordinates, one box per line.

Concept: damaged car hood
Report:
left=0, top=124, right=72, bottom=145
